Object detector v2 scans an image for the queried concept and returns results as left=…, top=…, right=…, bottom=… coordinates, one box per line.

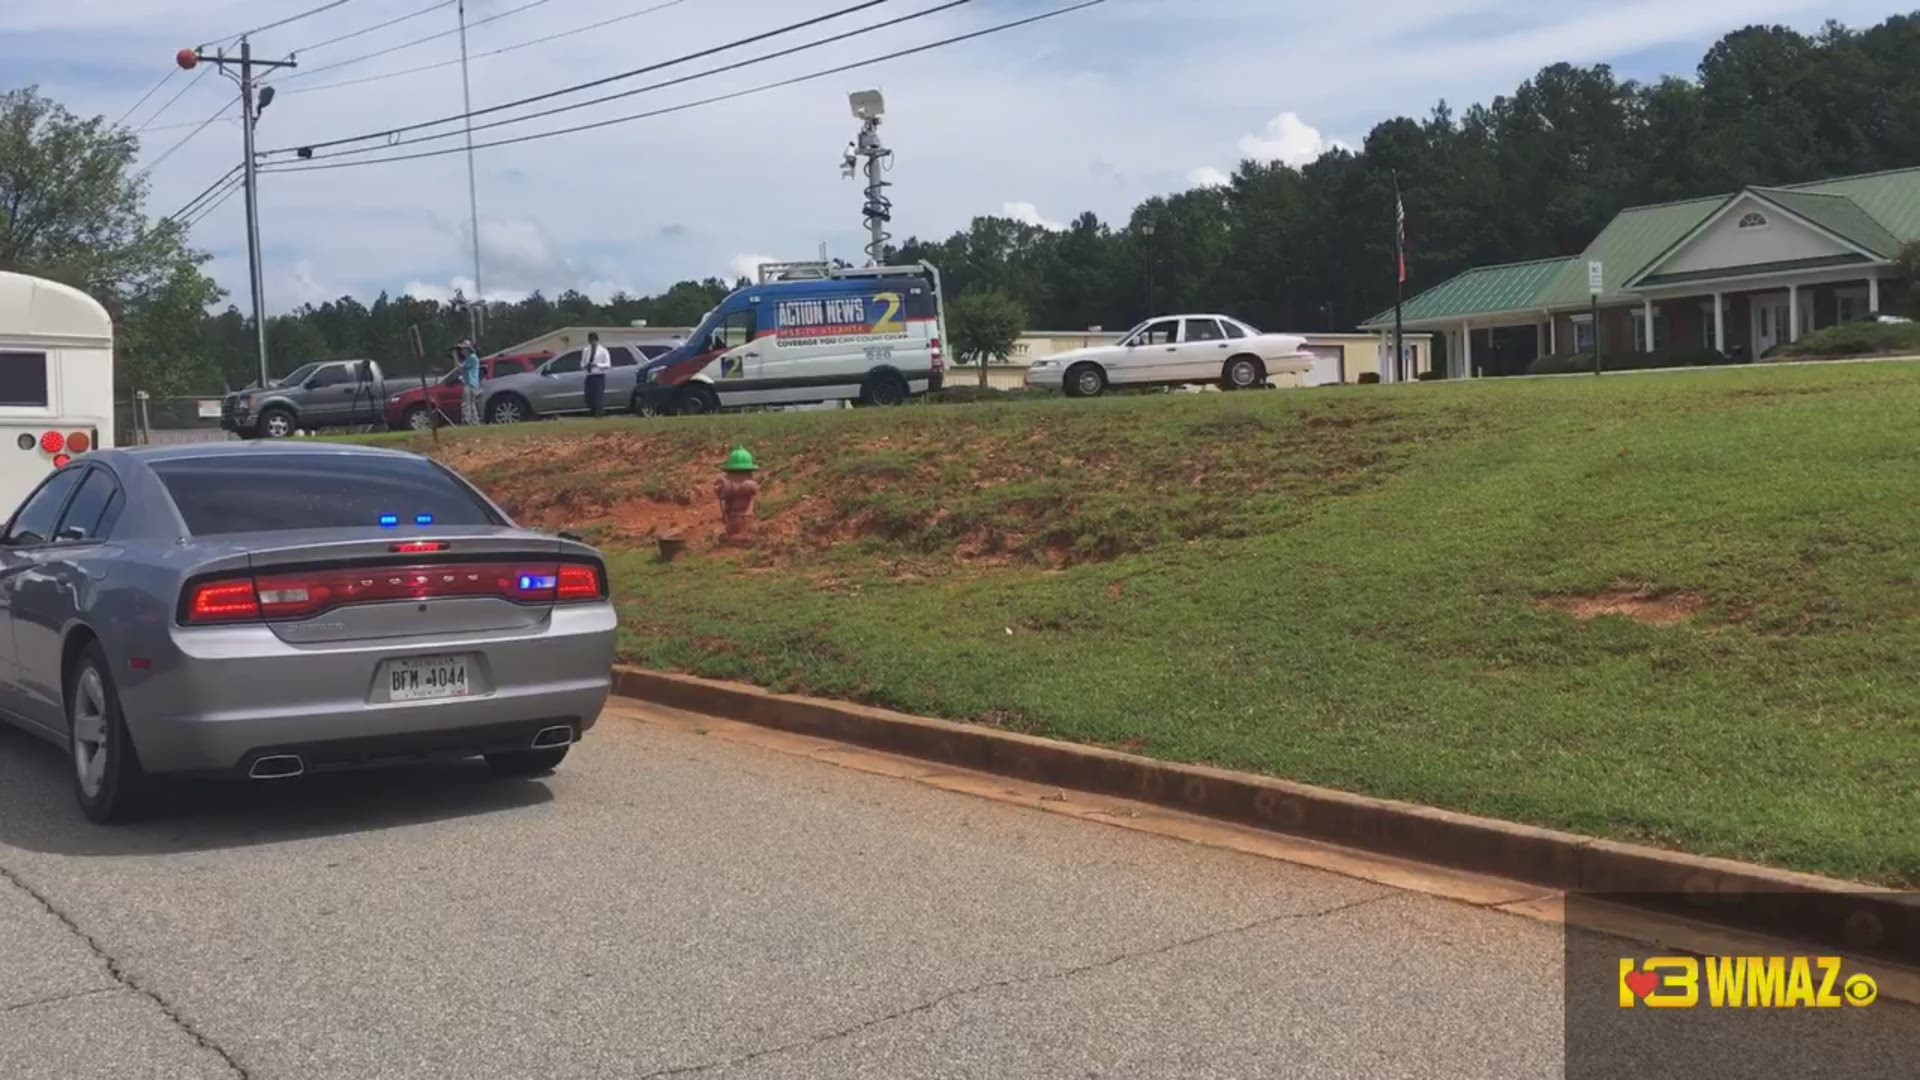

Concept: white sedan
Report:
left=1026, top=315, right=1312, bottom=397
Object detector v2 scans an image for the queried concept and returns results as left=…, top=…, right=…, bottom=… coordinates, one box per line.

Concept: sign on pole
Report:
left=1588, top=261, right=1605, bottom=295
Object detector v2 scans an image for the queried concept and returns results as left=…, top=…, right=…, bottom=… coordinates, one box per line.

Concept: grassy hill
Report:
left=376, top=362, right=1920, bottom=884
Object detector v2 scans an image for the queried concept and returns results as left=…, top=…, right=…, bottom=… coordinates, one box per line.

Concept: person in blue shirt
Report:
left=457, top=339, right=482, bottom=424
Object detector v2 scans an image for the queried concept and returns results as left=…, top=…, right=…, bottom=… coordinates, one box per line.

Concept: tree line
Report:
left=2, top=13, right=1917, bottom=398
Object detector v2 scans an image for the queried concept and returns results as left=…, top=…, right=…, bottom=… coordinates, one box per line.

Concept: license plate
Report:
left=383, top=655, right=474, bottom=702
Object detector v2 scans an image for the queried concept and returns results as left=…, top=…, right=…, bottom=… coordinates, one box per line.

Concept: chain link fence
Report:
left=114, top=395, right=235, bottom=446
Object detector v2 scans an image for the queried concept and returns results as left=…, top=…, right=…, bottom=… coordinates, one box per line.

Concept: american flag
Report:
left=1395, top=184, right=1407, bottom=285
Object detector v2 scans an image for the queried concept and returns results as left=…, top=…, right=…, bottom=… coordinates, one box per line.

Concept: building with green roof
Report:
left=1361, top=166, right=1919, bottom=378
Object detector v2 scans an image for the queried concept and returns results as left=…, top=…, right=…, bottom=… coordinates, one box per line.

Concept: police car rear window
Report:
left=152, top=455, right=503, bottom=536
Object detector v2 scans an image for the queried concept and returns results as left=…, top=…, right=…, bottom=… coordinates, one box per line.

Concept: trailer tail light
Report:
left=39, top=431, right=64, bottom=454
left=52, top=453, right=71, bottom=467
left=67, top=431, right=92, bottom=453
left=181, top=561, right=607, bottom=624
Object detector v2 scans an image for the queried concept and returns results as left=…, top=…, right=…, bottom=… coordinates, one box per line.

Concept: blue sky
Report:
left=4, top=0, right=1910, bottom=311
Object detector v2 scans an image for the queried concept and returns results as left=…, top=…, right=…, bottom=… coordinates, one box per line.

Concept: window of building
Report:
left=1737, top=211, right=1769, bottom=230
left=1571, top=315, right=1595, bottom=353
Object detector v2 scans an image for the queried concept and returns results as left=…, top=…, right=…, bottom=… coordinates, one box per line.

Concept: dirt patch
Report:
left=1540, top=587, right=1709, bottom=627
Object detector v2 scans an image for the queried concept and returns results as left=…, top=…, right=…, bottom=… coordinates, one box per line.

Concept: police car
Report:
left=632, top=261, right=947, bottom=416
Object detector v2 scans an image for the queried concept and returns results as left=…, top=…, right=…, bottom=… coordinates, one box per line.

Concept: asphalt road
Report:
left=0, top=704, right=1747, bottom=1079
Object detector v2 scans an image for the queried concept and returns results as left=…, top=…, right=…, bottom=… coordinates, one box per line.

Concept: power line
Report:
left=141, top=111, right=244, bottom=134
left=137, top=96, right=240, bottom=178
left=269, top=0, right=557, bottom=85
left=164, top=164, right=244, bottom=223
left=184, top=176, right=246, bottom=229
left=268, top=0, right=892, bottom=156
left=282, top=0, right=699, bottom=98
left=114, top=68, right=178, bottom=127
left=284, top=0, right=458, bottom=57
left=200, top=0, right=359, bottom=49
left=265, top=0, right=1106, bottom=173
left=134, top=65, right=211, bottom=132
left=290, top=0, right=972, bottom=163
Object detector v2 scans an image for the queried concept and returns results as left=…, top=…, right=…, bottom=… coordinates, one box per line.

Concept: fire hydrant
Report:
left=714, top=446, right=761, bottom=544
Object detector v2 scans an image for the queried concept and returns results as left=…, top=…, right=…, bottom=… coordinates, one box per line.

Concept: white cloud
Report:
left=1187, top=166, right=1232, bottom=189
left=729, top=254, right=781, bottom=282
left=1237, top=112, right=1352, bottom=168
left=1001, top=201, right=1065, bottom=231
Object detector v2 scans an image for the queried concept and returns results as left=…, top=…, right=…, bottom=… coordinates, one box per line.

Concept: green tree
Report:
left=117, top=261, right=223, bottom=396
left=0, top=86, right=223, bottom=395
left=948, top=290, right=1026, bottom=387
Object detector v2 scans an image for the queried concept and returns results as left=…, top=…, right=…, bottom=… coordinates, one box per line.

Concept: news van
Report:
left=0, top=272, right=114, bottom=514
left=632, top=261, right=948, bottom=416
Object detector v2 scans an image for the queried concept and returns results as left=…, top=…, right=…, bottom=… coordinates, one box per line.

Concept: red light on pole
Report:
left=176, top=48, right=199, bottom=71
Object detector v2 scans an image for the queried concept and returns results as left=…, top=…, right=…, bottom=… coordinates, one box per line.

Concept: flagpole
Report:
left=1392, top=172, right=1406, bottom=383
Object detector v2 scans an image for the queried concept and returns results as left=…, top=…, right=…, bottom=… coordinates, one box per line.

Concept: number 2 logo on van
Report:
left=871, top=292, right=904, bottom=335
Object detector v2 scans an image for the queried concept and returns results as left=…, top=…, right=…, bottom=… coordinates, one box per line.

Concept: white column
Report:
left=1549, top=313, right=1557, bottom=354
left=1461, top=321, right=1473, bottom=379
left=1713, top=292, right=1725, bottom=353
left=1789, top=283, right=1801, bottom=342
left=1642, top=299, right=1656, bottom=352
left=1536, top=320, right=1546, bottom=361
left=1869, top=274, right=1881, bottom=314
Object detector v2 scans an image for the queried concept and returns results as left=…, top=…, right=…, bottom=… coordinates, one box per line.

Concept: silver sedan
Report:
left=480, top=342, right=675, bottom=423
left=0, top=443, right=617, bottom=823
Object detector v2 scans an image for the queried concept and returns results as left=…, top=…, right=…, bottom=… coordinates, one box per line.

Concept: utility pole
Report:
left=457, top=1, right=485, bottom=345
left=843, top=91, right=892, bottom=266
left=177, top=40, right=294, bottom=389
left=1142, top=220, right=1157, bottom=317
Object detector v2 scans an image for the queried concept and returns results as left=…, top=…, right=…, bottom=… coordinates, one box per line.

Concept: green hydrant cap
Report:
left=723, top=446, right=758, bottom=472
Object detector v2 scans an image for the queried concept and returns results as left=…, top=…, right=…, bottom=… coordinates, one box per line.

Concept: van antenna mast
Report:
left=843, top=90, right=892, bottom=266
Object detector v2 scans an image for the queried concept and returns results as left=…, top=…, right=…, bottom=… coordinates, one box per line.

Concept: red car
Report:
left=384, top=353, right=547, bottom=431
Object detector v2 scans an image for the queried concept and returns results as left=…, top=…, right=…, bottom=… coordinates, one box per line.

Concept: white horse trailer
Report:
left=0, top=272, right=115, bottom=515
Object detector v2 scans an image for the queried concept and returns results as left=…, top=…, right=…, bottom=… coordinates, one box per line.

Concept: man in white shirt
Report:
left=583, top=332, right=612, bottom=418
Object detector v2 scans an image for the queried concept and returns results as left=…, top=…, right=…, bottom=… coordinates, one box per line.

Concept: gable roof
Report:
left=1535, top=196, right=1724, bottom=307
left=1750, top=187, right=1903, bottom=258
left=1789, top=165, right=1920, bottom=241
left=1361, top=256, right=1572, bottom=328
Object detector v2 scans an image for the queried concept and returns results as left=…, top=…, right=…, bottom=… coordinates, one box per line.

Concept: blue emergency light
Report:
left=378, top=514, right=400, bottom=528
left=416, top=513, right=435, bottom=526
left=519, top=574, right=558, bottom=591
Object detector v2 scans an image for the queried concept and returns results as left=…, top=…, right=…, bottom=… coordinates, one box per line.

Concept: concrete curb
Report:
left=611, top=667, right=1917, bottom=963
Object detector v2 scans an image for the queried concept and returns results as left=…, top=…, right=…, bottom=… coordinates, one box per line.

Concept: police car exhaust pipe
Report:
left=249, top=754, right=305, bottom=780
left=531, top=725, right=574, bottom=750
